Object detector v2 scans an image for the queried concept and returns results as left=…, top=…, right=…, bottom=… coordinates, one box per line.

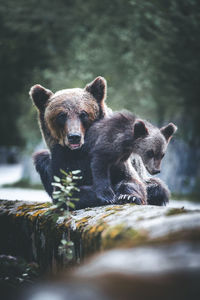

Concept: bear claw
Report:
left=117, top=194, right=138, bottom=204
left=117, top=194, right=146, bottom=205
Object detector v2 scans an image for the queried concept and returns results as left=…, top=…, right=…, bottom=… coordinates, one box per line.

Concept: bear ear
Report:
left=29, top=84, right=53, bottom=111
left=134, top=120, right=149, bottom=139
left=85, top=76, right=107, bottom=104
left=160, top=123, right=177, bottom=142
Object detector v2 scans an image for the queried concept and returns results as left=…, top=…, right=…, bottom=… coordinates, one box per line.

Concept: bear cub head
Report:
left=30, top=76, right=108, bottom=150
left=133, top=119, right=177, bottom=175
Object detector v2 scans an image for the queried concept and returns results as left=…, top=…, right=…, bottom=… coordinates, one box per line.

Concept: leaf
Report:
left=72, top=176, right=81, bottom=180
left=65, top=186, right=74, bottom=191
left=53, top=191, right=61, bottom=194
left=66, top=178, right=72, bottom=183
left=53, top=176, right=61, bottom=182
left=71, top=170, right=81, bottom=174
left=57, top=198, right=65, bottom=203
left=67, top=241, right=74, bottom=246
left=60, top=169, right=68, bottom=176
left=60, top=186, right=67, bottom=192
left=52, top=194, right=60, bottom=200
left=71, top=198, right=80, bottom=201
left=68, top=202, right=75, bottom=209
left=61, top=239, right=67, bottom=245
left=51, top=182, right=62, bottom=188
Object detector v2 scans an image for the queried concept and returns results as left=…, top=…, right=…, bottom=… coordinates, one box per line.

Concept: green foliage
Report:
left=1, top=0, right=200, bottom=146
left=0, top=255, right=39, bottom=287
left=52, top=169, right=81, bottom=210
left=45, top=169, right=81, bottom=263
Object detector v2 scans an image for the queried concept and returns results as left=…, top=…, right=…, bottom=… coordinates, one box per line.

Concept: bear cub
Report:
left=84, top=111, right=177, bottom=206
left=30, top=76, right=176, bottom=209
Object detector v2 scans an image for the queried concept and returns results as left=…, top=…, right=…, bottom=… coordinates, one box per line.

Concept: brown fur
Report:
left=45, top=89, right=100, bottom=146
left=132, top=120, right=177, bottom=175
left=30, top=76, right=110, bottom=150
left=30, top=79, right=176, bottom=207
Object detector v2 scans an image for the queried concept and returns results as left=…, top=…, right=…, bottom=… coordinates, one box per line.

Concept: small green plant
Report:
left=46, top=169, right=81, bottom=264
left=52, top=169, right=81, bottom=210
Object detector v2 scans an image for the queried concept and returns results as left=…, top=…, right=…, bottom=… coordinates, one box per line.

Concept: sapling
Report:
left=46, top=169, right=81, bottom=264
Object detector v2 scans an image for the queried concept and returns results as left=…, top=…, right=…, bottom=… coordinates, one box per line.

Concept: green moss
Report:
left=165, top=207, right=187, bottom=216
left=101, top=224, right=148, bottom=249
left=75, top=216, right=91, bottom=230
left=1, top=200, right=200, bottom=272
left=100, top=212, right=116, bottom=218
left=105, top=206, right=122, bottom=211
left=15, top=203, right=50, bottom=219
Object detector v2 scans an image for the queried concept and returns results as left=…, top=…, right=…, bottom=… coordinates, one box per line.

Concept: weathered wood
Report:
left=0, top=200, right=200, bottom=272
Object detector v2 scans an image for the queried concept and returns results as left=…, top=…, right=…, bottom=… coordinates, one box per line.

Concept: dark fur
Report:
left=33, top=112, right=147, bottom=207
left=31, top=78, right=176, bottom=209
left=31, top=77, right=115, bottom=208
left=146, top=178, right=170, bottom=206
left=84, top=111, right=176, bottom=207
left=33, top=150, right=53, bottom=196
left=84, top=112, right=148, bottom=205
left=33, top=145, right=110, bottom=208
left=33, top=112, right=174, bottom=208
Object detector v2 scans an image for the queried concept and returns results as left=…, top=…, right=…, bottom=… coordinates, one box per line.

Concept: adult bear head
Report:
left=30, top=77, right=110, bottom=150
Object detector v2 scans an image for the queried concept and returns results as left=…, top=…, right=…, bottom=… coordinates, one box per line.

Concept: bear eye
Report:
left=147, top=149, right=154, bottom=158
left=56, top=112, right=67, bottom=127
left=80, top=111, right=89, bottom=120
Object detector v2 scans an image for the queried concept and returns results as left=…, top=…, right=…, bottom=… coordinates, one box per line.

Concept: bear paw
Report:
left=117, top=194, right=145, bottom=205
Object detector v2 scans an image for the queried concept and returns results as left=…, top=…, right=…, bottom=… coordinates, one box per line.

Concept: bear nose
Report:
left=68, top=134, right=81, bottom=144
left=152, top=169, right=160, bottom=175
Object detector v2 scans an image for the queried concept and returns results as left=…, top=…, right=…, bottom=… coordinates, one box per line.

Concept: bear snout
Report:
left=68, top=133, right=81, bottom=144
left=66, top=133, right=83, bottom=150
left=152, top=169, right=161, bottom=175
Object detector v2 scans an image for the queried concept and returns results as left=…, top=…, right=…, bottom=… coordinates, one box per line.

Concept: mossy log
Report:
left=0, top=200, right=200, bottom=272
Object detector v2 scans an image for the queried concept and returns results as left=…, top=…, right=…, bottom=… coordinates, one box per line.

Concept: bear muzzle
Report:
left=66, top=133, right=83, bottom=150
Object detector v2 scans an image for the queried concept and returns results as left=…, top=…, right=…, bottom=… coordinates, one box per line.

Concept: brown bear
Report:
left=30, top=77, right=116, bottom=208
left=30, top=76, right=110, bottom=150
left=30, top=77, right=174, bottom=208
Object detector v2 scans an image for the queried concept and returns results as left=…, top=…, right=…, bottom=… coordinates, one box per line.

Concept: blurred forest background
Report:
left=0, top=0, right=200, bottom=196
